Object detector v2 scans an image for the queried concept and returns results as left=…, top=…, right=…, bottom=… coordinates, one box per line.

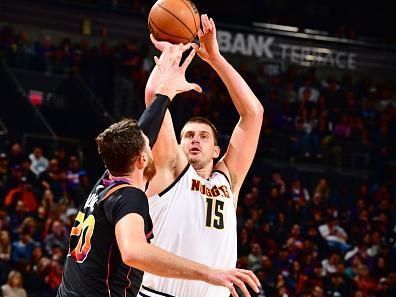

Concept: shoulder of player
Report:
left=106, top=186, right=147, bottom=203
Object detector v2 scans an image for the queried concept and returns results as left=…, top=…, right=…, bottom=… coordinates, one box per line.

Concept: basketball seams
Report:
left=149, top=17, right=191, bottom=43
left=179, top=0, right=198, bottom=33
left=156, top=3, right=195, bottom=38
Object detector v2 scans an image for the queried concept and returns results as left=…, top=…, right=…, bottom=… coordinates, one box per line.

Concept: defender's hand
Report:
left=150, top=34, right=172, bottom=52
left=154, top=43, right=202, bottom=100
left=206, top=268, right=261, bottom=297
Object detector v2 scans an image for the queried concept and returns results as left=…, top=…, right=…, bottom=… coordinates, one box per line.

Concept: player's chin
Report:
left=187, top=154, right=201, bottom=163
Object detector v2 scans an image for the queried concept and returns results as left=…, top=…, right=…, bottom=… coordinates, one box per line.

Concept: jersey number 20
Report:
left=69, top=211, right=95, bottom=263
left=205, top=198, right=224, bottom=229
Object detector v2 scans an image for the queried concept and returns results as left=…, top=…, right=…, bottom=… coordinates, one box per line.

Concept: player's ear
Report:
left=213, top=145, right=220, bottom=159
left=136, top=153, right=147, bottom=170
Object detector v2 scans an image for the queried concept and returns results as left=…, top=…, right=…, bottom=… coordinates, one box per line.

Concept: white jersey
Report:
left=142, top=165, right=237, bottom=297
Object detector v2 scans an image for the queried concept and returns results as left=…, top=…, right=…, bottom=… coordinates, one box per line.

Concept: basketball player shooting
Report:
left=140, top=14, right=264, bottom=297
left=57, top=43, right=260, bottom=297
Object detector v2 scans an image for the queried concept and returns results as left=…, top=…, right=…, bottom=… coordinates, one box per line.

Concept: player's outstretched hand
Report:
left=191, top=14, right=221, bottom=64
left=150, top=34, right=172, bottom=52
left=154, top=43, right=202, bottom=100
left=207, top=268, right=261, bottom=297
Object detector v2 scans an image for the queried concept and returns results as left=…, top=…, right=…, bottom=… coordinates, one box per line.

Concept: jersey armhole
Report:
left=211, top=170, right=232, bottom=189
left=158, top=164, right=190, bottom=197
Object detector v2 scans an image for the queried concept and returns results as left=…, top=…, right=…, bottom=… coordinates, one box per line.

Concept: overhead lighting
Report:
left=252, top=22, right=299, bottom=32
left=304, top=28, right=329, bottom=36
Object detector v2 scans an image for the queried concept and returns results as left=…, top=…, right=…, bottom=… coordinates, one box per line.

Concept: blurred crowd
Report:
left=236, top=169, right=396, bottom=297
left=1, top=24, right=396, bottom=297
left=0, top=144, right=89, bottom=297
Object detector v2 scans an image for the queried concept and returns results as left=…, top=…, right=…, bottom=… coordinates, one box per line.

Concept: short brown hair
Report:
left=182, top=117, right=218, bottom=145
left=96, top=119, right=145, bottom=175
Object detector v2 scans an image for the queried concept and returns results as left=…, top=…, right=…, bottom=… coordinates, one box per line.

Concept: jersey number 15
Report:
left=205, top=198, right=224, bottom=229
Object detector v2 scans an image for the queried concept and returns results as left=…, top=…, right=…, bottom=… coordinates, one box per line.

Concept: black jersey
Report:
left=57, top=173, right=153, bottom=297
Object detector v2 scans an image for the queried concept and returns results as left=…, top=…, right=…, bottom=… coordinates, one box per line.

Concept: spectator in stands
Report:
left=40, top=189, right=56, bottom=214
left=376, top=277, right=391, bottom=297
left=54, top=38, right=73, bottom=74
left=52, top=148, right=68, bottom=171
left=65, top=155, right=87, bottom=207
left=59, top=207, right=77, bottom=231
left=298, top=77, right=320, bottom=104
left=333, top=113, right=352, bottom=139
left=319, top=216, right=354, bottom=254
left=43, top=253, right=63, bottom=295
left=34, top=35, right=56, bottom=73
left=270, top=172, right=287, bottom=195
left=30, top=246, right=43, bottom=270
left=263, top=88, right=285, bottom=130
left=20, top=158, right=37, bottom=188
left=321, top=251, right=342, bottom=276
left=283, top=260, right=308, bottom=295
left=237, top=228, right=251, bottom=257
left=1, top=270, right=27, bottom=297
left=313, top=178, right=330, bottom=202
left=0, top=153, right=10, bottom=200
left=0, top=230, right=11, bottom=284
left=354, top=264, right=377, bottom=294
left=248, top=243, right=263, bottom=271
left=39, top=158, right=65, bottom=201
left=260, top=255, right=277, bottom=291
left=289, top=176, right=310, bottom=204
left=23, top=256, right=52, bottom=297
left=286, top=224, right=304, bottom=252
left=18, top=216, right=41, bottom=244
left=19, top=32, right=36, bottom=70
left=28, top=147, right=48, bottom=177
left=3, top=177, right=38, bottom=213
left=311, top=285, right=325, bottom=297
left=7, top=143, right=25, bottom=168
left=11, top=226, right=39, bottom=265
left=43, top=219, right=68, bottom=256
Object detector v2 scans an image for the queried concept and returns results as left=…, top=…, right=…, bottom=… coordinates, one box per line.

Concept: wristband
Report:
left=138, top=94, right=170, bottom=147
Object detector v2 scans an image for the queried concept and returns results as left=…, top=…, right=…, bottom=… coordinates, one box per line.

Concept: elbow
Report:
left=121, top=251, right=140, bottom=267
left=242, top=102, right=264, bottom=124
left=253, top=102, right=264, bottom=121
left=256, top=103, right=264, bottom=118
left=120, top=250, right=134, bottom=266
left=120, top=246, right=143, bottom=267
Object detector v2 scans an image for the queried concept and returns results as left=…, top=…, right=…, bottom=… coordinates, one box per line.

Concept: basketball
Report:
left=148, top=0, right=200, bottom=44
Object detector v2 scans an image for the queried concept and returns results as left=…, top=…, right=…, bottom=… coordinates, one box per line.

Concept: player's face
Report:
left=142, top=135, right=156, bottom=181
left=180, top=122, right=219, bottom=170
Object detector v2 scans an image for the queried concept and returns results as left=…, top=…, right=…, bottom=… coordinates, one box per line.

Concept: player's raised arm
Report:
left=145, top=38, right=202, bottom=195
left=192, top=15, right=264, bottom=200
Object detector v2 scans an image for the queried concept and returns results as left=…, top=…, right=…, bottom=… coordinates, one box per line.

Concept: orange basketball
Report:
left=148, top=0, right=200, bottom=44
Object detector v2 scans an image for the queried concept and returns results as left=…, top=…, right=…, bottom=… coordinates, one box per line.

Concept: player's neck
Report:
left=193, top=164, right=213, bottom=180
left=109, top=171, right=146, bottom=191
